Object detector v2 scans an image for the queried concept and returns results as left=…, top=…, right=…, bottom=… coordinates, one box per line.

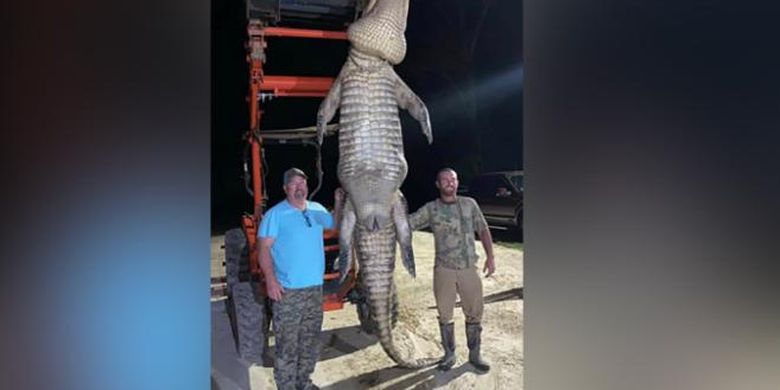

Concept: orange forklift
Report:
left=222, top=0, right=396, bottom=365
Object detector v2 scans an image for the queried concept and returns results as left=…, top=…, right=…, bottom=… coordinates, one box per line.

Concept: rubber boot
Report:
left=437, top=322, right=456, bottom=371
left=466, top=322, right=490, bottom=372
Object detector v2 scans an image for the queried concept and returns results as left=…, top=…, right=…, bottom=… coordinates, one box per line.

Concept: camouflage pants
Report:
left=272, top=285, right=323, bottom=390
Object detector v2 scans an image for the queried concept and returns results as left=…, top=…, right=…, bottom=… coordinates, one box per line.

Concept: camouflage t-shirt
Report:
left=408, top=196, right=488, bottom=269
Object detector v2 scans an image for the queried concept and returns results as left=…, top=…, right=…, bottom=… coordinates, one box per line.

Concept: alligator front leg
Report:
left=317, top=66, right=346, bottom=145
left=392, top=191, right=415, bottom=278
left=394, top=72, right=433, bottom=144
left=337, top=198, right=357, bottom=284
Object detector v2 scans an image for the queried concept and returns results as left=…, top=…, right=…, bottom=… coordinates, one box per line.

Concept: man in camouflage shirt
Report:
left=258, top=168, right=343, bottom=390
left=409, top=168, right=496, bottom=372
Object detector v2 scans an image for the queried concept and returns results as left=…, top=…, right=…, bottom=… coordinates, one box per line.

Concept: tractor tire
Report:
left=224, top=228, right=250, bottom=288
left=230, top=282, right=270, bottom=365
left=224, top=228, right=270, bottom=365
left=355, top=278, right=398, bottom=335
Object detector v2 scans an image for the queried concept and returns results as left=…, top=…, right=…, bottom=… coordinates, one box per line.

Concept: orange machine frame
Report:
left=240, top=21, right=354, bottom=311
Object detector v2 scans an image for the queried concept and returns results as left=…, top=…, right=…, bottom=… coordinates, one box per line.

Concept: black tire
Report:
left=355, top=277, right=398, bottom=335
left=224, top=228, right=250, bottom=288
left=224, top=228, right=271, bottom=365
left=230, top=281, right=270, bottom=364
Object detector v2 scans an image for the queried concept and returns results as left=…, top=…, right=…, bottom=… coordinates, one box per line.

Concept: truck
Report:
left=459, top=170, right=524, bottom=236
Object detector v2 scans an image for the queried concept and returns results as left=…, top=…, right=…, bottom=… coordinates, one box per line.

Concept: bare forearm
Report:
left=257, top=236, right=284, bottom=299
left=259, top=246, right=277, bottom=282
left=479, top=228, right=497, bottom=277
left=479, top=228, right=494, bottom=259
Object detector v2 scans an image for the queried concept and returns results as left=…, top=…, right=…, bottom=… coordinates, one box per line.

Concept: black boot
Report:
left=466, top=322, right=490, bottom=372
left=437, top=322, right=456, bottom=371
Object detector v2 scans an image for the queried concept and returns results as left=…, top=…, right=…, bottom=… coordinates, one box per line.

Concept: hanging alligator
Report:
left=316, top=0, right=437, bottom=368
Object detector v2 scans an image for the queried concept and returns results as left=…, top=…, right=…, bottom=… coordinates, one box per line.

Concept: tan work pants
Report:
left=433, top=265, right=484, bottom=324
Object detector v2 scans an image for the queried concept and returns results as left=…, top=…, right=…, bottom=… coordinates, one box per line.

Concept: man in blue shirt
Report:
left=258, top=168, right=343, bottom=390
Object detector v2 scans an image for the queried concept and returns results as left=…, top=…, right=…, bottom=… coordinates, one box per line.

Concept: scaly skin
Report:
left=317, top=0, right=435, bottom=368
left=318, top=52, right=431, bottom=231
left=353, top=213, right=438, bottom=368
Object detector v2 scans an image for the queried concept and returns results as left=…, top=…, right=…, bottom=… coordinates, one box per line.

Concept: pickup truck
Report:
left=459, top=170, right=523, bottom=232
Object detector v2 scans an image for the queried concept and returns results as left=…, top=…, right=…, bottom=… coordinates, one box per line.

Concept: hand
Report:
left=483, top=256, right=496, bottom=277
left=265, top=277, right=284, bottom=301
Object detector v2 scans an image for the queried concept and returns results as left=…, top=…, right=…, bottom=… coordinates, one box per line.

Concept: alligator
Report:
left=316, top=0, right=436, bottom=368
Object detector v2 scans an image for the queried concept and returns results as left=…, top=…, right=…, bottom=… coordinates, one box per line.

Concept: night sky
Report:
left=212, top=0, right=523, bottom=233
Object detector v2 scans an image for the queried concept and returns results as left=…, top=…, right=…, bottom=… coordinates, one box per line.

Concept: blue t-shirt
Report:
left=258, top=200, right=334, bottom=289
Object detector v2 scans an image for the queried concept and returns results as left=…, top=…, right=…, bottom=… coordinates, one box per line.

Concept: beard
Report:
left=293, top=189, right=307, bottom=200
left=440, top=185, right=457, bottom=197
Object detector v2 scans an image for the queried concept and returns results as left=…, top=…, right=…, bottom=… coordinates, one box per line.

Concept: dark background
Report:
left=3, top=1, right=780, bottom=389
left=211, top=0, right=523, bottom=233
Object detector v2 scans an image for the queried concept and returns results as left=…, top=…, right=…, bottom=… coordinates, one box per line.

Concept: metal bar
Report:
left=241, top=216, right=261, bottom=277
left=272, top=91, right=329, bottom=97
left=324, top=272, right=341, bottom=281
left=323, top=296, right=344, bottom=311
left=263, top=26, right=348, bottom=40
left=249, top=68, right=262, bottom=130
left=259, top=75, right=334, bottom=94
left=255, top=123, right=337, bottom=137
left=251, top=138, right=263, bottom=219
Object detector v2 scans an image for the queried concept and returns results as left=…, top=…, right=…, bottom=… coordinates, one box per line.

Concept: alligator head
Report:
left=347, top=0, right=409, bottom=65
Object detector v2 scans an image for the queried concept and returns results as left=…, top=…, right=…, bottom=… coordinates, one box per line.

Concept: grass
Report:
left=495, top=241, right=523, bottom=251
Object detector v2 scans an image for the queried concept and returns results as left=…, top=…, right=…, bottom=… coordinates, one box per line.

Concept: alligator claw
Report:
left=337, top=249, right=352, bottom=284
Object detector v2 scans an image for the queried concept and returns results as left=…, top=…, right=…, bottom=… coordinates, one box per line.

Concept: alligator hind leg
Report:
left=337, top=199, right=357, bottom=283
left=392, top=191, right=416, bottom=278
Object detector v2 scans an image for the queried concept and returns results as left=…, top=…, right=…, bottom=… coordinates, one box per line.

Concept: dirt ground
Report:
left=211, top=231, right=523, bottom=390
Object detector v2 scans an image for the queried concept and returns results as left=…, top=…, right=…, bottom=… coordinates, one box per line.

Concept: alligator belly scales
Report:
left=316, top=0, right=436, bottom=368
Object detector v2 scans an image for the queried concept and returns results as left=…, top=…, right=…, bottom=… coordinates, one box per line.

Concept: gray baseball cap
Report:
left=282, top=168, right=308, bottom=185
